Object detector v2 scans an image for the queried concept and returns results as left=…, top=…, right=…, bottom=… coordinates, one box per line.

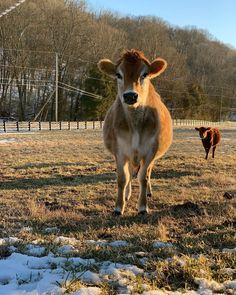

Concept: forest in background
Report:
left=0, top=0, right=236, bottom=121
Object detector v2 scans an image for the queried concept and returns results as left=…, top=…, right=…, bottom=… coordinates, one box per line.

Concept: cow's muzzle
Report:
left=123, top=92, right=138, bottom=105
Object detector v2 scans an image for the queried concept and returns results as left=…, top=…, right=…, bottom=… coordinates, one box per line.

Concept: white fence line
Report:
left=0, top=120, right=235, bottom=133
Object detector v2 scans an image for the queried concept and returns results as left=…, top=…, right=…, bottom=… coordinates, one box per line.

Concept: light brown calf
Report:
left=98, top=49, right=172, bottom=215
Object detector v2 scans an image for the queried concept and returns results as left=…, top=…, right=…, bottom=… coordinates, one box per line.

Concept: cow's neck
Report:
left=123, top=103, right=146, bottom=131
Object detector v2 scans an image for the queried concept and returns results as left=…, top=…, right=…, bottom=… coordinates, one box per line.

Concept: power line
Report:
left=1, top=80, right=236, bottom=101
left=0, top=48, right=55, bottom=55
left=58, top=86, right=103, bottom=100
left=1, top=48, right=94, bottom=63
left=0, top=64, right=55, bottom=72
left=59, top=82, right=102, bottom=99
left=0, top=0, right=26, bottom=18
left=1, top=48, right=236, bottom=93
left=1, top=77, right=53, bottom=83
left=0, top=81, right=52, bottom=88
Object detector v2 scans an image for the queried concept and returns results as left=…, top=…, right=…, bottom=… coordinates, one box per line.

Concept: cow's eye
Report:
left=141, top=72, right=148, bottom=79
left=116, top=73, right=122, bottom=79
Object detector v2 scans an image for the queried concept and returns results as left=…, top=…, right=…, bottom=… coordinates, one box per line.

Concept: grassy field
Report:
left=0, top=127, right=235, bottom=293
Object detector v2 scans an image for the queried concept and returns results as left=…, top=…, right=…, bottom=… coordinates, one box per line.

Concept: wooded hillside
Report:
left=1, top=0, right=236, bottom=121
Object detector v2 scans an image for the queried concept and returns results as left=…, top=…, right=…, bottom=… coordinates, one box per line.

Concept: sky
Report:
left=87, top=0, right=236, bottom=49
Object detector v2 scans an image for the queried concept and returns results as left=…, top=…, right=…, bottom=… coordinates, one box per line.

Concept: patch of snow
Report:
left=8, top=246, right=17, bottom=253
left=25, top=244, right=46, bottom=257
left=20, top=227, right=33, bottom=233
left=139, top=257, right=148, bottom=265
left=224, top=280, right=236, bottom=290
left=143, top=291, right=197, bottom=295
left=153, top=241, right=173, bottom=249
left=222, top=247, right=236, bottom=253
left=54, top=236, right=78, bottom=245
left=68, top=257, right=96, bottom=266
left=31, top=239, right=45, bottom=245
left=100, top=261, right=143, bottom=281
left=57, top=244, right=75, bottom=255
left=43, top=227, right=59, bottom=234
left=79, top=270, right=101, bottom=284
left=0, top=237, right=21, bottom=246
left=109, top=240, right=129, bottom=247
left=86, top=239, right=129, bottom=247
left=0, top=236, right=235, bottom=295
left=71, top=287, right=101, bottom=295
left=195, top=277, right=225, bottom=293
left=86, top=239, right=107, bottom=246
left=0, top=253, right=62, bottom=295
left=222, top=268, right=235, bottom=275
left=0, top=138, right=16, bottom=144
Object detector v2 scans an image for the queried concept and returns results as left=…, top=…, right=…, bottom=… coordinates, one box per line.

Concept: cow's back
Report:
left=212, top=128, right=221, bottom=146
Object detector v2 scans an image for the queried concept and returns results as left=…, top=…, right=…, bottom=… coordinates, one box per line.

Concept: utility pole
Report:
left=219, top=87, right=223, bottom=122
left=55, top=52, right=59, bottom=122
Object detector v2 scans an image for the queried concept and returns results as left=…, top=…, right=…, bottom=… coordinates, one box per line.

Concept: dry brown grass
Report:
left=0, top=127, right=235, bottom=291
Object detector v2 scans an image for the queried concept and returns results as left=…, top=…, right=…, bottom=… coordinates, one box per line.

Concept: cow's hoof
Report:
left=112, top=210, right=122, bottom=216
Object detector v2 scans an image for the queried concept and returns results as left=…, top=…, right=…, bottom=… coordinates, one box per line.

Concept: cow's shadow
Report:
left=0, top=172, right=116, bottom=190
left=151, top=168, right=200, bottom=179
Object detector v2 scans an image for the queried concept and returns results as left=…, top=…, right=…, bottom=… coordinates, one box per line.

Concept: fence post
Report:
left=59, top=121, right=62, bottom=130
left=3, top=120, right=6, bottom=133
left=68, top=121, right=70, bottom=130
left=28, top=121, right=31, bottom=132
left=39, top=121, right=41, bottom=131
left=16, top=121, right=19, bottom=132
left=49, top=121, right=51, bottom=131
left=77, top=121, right=79, bottom=130
left=93, top=121, right=95, bottom=129
left=85, top=121, right=87, bottom=129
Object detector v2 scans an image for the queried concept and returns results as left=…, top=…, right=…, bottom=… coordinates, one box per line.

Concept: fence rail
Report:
left=0, top=120, right=235, bottom=133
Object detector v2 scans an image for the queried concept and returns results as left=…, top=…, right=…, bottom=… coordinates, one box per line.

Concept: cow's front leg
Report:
left=114, top=155, right=130, bottom=215
left=205, top=147, right=210, bottom=160
left=137, top=160, right=154, bottom=214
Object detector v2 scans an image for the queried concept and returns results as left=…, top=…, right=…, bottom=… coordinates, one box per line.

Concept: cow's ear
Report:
left=195, top=127, right=199, bottom=131
left=98, top=59, right=116, bottom=78
left=149, top=58, right=167, bottom=79
left=206, top=127, right=211, bottom=130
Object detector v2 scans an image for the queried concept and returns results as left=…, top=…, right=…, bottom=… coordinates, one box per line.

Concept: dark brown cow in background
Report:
left=195, top=127, right=221, bottom=160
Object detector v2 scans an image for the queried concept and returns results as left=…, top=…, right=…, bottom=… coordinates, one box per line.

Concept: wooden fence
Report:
left=0, top=120, right=235, bottom=133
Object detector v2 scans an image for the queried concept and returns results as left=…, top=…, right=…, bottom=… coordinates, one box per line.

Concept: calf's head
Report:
left=98, top=49, right=167, bottom=107
left=195, top=127, right=211, bottom=139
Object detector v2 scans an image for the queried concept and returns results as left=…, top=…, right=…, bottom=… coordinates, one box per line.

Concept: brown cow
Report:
left=98, top=49, right=172, bottom=215
left=195, top=127, right=221, bottom=160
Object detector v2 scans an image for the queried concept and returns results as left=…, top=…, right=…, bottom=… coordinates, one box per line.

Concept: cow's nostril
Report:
left=123, top=92, right=138, bottom=104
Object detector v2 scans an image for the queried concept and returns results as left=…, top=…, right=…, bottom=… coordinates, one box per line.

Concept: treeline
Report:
left=0, top=0, right=235, bottom=121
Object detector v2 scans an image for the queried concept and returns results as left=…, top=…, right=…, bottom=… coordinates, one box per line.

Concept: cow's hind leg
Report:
left=114, top=156, right=130, bottom=215
left=147, top=163, right=154, bottom=197
left=212, top=146, right=216, bottom=158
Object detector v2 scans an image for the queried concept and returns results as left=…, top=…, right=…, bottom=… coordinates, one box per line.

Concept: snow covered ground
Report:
left=0, top=235, right=235, bottom=295
left=0, top=138, right=16, bottom=144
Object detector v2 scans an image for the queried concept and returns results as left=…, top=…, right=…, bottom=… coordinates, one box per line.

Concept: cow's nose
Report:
left=123, top=92, right=138, bottom=105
